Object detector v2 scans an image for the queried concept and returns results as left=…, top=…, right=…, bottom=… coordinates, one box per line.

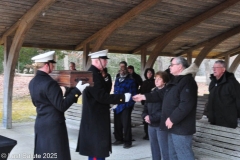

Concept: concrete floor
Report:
left=0, top=121, right=152, bottom=160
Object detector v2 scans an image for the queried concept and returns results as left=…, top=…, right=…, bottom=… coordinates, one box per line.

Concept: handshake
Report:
left=76, top=81, right=90, bottom=93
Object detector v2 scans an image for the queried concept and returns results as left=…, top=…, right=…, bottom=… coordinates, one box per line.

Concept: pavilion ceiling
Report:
left=1, top=0, right=240, bottom=59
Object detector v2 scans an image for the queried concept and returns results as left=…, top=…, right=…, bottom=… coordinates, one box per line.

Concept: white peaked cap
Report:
left=88, top=49, right=109, bottom=59
left=31, top=51, right=56, bottom=63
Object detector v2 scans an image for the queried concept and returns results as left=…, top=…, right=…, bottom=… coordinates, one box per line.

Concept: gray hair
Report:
left=215, top=60, right=226, bottom=68
left=174, top=56, right=189, bottom=69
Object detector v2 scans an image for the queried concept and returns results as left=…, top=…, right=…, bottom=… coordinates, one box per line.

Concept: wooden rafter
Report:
left=23, top=43, right=75, bottom=50
left=133, top=0, right=240, bottom=69
left=194, top=25, right=240, bottom=67
left=229, top=53, right=240, bottom=72
left=212, top=46, right=240, bottom=58
left=132, top=0, right=240, bottom=54
left=176, top=41, right=209, bottom=56
left=0, top=0, right=55, bottom=45
left=75, top=0, right=160, bottom=51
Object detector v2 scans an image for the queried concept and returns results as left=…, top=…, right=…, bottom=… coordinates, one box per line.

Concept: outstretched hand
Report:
left=132, top=94, right=146, bottom=102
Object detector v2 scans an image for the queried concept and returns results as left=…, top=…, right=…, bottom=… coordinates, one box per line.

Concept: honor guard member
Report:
left=76, top=49, right=131, bottom=160
left=29, top=51, right=89, bottom=160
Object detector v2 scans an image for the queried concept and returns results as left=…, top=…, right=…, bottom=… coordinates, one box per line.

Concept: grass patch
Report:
left=0, top=96, right=36, bottom=123
left=0, top=96, right=82, bottom=123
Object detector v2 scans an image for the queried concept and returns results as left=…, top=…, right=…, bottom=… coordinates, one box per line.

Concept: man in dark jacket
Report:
left=127, top=65, right=143, bottom=93
left=206, top=60, right=240, bottom=128
left=115, top=61, right=128, bottom=78
left=29, top=51, right=89, bottom=160
left=76, top=50, right=131, bottom=160
left=133, top=57, right=198, bottom=160
left=113, top=66, right=137, bottom=149
left=69, top=62, right=77, bottom=70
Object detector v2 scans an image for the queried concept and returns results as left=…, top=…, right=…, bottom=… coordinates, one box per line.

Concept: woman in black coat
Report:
left=140, top=68, right=155, bottom=140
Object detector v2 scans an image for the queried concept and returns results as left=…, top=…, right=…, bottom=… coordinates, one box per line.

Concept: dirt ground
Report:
left=0, top=74, right=209, bottom=99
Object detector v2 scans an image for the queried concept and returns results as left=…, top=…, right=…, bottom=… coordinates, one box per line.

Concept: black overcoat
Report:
left=76, top=65, right=125, bottom=158
left=207, top=71, right=240, bottom=128
left=29, top=70, right=80, bottom=160
left=145, top=74, right=198, bottom=135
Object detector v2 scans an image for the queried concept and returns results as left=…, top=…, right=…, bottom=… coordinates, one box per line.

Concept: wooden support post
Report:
left=2, top=0, right=56, bottom=129
left=225, top=55, right=230, bottom=70
left=187, top=52, right=192, bottom=65
left=3, top=36, right=13, bottom=129
left=83, top=43, right=90, bottom=70
left=229, top=53, right=240, bottom=73
left=141, top=49, right=147, bottom=78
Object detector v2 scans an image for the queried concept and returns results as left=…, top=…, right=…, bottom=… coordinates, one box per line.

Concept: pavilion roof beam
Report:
left=132, top=0, right=240, bottom=55
left=212, top=46, right=240, bottom=59
left=23, top=43, right=75, bottom=51
left=2, top=0, right=56, bottom=129
left=75, top=0, right=160, bottom=51
left=0, top=1, right=55, bottom=45
left=176, top=41, right=209, bottom=56
left=194, top=25, right=240, bottom=67
left=229, top=53, right=240, bottom=73
left=132, top=0, right=240, bottom=70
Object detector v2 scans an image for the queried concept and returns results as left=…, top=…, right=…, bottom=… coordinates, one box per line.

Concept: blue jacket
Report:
left=114, top=75, right=137, bottom=114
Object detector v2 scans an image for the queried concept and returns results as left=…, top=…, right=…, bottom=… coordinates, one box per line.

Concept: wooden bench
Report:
left=65, top=102, right=144, bottom=129
left=65, top=103, right=82, bottom=129
left=196, top=94, right=208, bottom=120
left=193, top=119, right=240, bottom=160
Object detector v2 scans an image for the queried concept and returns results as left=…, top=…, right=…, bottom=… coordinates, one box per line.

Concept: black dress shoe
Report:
left=123, top=143, right=132, bottom=149
left=143, top=135, right=149, bottom=140
left=112, top=140, right=123, bottom=145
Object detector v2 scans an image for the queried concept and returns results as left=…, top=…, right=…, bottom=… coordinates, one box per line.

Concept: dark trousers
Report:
left=114, top=106, right=133, bottom=144
left=143, top=121, right=148, bottom=136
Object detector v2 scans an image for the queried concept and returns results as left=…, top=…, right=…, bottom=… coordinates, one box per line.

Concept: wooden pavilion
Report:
left=1, top=0, right=240, bottom=128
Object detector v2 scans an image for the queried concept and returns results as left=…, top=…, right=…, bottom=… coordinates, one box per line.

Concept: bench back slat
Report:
left=193, top=119, right=240, bottom=159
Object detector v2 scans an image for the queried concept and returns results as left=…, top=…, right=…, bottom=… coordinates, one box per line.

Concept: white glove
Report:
left=124, top=93, right=131, bottom=102
left=76, top=81, right=90, bottom=93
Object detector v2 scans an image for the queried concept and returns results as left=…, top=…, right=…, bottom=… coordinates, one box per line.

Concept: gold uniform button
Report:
left=75, top=94, right=78, bottom=97
left=120, top=99, right=122, bottom=101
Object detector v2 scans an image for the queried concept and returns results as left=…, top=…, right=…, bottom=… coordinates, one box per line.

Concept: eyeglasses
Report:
left=169, top=63, right=179, bottom=67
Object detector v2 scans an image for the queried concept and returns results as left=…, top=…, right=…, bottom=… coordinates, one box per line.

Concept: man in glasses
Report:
left=206, top=60, right=240, bottom=128
left=133, top=56, right=199, bottom=160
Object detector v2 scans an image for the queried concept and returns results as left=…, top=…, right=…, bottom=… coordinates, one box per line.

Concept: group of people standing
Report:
left=28, top=49, right=240, bottom=160
left=134, top=58, right=240, bottom=160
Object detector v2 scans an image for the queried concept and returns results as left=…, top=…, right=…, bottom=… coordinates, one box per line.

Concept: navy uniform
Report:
left=76, top=50, right=130, bottom=160
left=29, top=51, right=82, bottom=160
